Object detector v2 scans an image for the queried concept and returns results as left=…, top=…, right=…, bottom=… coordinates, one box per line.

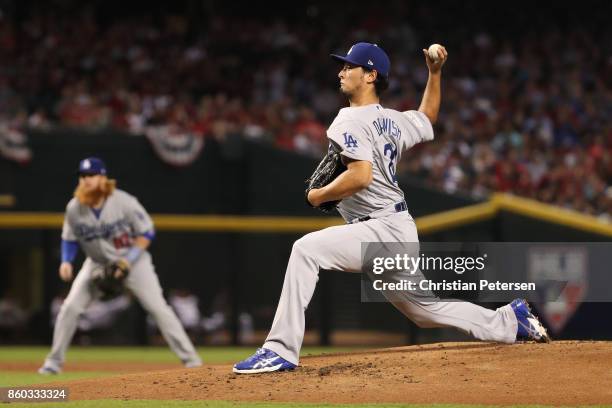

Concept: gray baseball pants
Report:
left=42, top=252, right=201, bottom=370
left=263, top=211, right=518, bottom=365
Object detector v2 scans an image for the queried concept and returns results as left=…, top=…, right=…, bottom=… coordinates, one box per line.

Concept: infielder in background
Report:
left=38, top=157, right=201, bottom=374
left=234, top=42, right=550, bottom=374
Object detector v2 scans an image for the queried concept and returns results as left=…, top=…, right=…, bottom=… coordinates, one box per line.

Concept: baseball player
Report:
left=38, top=157, right=202, bottom=374
left=233, top=42, right=550, bottom=374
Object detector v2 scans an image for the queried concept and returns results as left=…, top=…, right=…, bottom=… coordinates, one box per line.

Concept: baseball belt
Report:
left=349, top=200, right=408, bottom=224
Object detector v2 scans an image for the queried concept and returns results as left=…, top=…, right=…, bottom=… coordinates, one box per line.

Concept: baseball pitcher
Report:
left=38, top=157, right=201, bottom=374
left=234, top=42, right=549, bottom=374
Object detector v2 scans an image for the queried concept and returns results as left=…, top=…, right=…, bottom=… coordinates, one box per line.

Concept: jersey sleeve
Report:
left=327, top=120, right=373, bottom=162
left=61, top=216, right=76, bottom=241
left=126, top=197, right=154, bottom=236
left=398, top=110, right=434, bottom=151
left=61, top=202, right=77, bottom=241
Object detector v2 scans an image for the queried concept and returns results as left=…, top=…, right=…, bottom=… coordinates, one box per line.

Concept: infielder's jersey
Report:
left=327, top=104, right=434, bottom=221
left=62, top=189, right=154, bottom=264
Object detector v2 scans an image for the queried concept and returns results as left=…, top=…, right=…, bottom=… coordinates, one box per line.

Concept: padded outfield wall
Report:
left=0, top=130, right=610, bottom=344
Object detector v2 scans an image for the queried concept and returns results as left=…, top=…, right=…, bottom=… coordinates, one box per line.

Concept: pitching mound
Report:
left=53, top=341, right=611, bottom=405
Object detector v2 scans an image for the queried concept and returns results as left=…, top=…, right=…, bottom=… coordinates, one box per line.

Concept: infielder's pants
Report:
left=263, top=211, right=518, bottom=365
left=43, top=253, right=201, bottom=369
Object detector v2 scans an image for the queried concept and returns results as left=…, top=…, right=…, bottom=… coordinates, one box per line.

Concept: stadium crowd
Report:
left=1, top=2, right=611, bottom=216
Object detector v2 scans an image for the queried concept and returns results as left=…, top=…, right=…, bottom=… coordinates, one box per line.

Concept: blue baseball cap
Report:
left=78, top=157, right=107, bottom=175
left=331, top=42, right=391, bottom=78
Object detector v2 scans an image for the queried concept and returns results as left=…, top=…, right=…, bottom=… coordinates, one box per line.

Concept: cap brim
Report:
left=331, top=54, right=360, bottom=66
left=330, top=54, right=388, bottom=77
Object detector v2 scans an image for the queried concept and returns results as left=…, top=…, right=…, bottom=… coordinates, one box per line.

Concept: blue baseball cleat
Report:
left=510, top=299, right=551, bottom=343
left=233, top=348, right=296, bottom=374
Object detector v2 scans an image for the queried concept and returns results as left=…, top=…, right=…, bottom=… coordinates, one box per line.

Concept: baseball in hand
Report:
left=427, top=44, right=443, bottom=62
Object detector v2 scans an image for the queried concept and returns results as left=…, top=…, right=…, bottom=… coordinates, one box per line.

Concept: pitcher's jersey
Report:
left=62, top=189, right=154, bottom=264
left=327, top=104, right=434, bottom=221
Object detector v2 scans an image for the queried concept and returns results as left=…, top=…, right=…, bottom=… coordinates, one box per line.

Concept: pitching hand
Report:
left=422, top=45, right=448, bottom=74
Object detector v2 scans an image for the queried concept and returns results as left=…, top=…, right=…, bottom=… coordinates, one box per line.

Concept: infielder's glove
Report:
left=91, top=260, right=130, bottom=301
left=305, top=142, right=347, bottom=213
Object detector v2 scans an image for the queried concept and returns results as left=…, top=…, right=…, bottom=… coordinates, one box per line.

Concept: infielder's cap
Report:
left=331, top=42, right=390, bottom=78
left=78, top=157, right=107, bottom=175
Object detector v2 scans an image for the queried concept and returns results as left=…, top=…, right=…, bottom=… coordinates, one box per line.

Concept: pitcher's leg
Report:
left=127, top=255, right=201, bottom=366
left=391, top=299, right=517, bottom=343
left=43, top=260, right=95, bottom=370
left=262, top=235, right=321, bottom=365
left=263, top=222, right=372, bottom=365
left=370, top=266, right=519, bottom=343
left=377, top=214, right=518, bottom=343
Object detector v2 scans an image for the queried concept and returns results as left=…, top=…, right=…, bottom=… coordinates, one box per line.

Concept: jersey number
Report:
left=113, top=233, right=131, bottom=249
left=384, top=143, right=398, bottom=184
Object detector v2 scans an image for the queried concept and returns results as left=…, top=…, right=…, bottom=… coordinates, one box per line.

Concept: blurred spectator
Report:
left=199, top=288, right=254, bottom=345
left=50, top=291, right=131, bottom=333
left=0, top=295, right=29, bottom=334
left=168, top=288, right=201, bottom=333
left=1, top=2, right=610, bottom=214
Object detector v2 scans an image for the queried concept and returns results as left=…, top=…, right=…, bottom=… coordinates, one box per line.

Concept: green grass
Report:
left=0, top=371, right=112, bottom=387
left=0, top=346, right=362, bottom=364
left=0, top=346, right=366, bottom=388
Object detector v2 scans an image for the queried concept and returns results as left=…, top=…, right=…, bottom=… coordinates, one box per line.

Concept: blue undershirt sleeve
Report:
left=61, top=240, right=79, bottom=263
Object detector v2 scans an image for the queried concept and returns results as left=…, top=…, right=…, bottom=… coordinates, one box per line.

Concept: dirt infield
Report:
left=50, top=341, right=612, bottom=405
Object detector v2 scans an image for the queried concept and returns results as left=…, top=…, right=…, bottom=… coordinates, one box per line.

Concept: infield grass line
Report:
left=0, top=346, right=366, bottom=364
left=0, top=371, right=113, bottom=387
